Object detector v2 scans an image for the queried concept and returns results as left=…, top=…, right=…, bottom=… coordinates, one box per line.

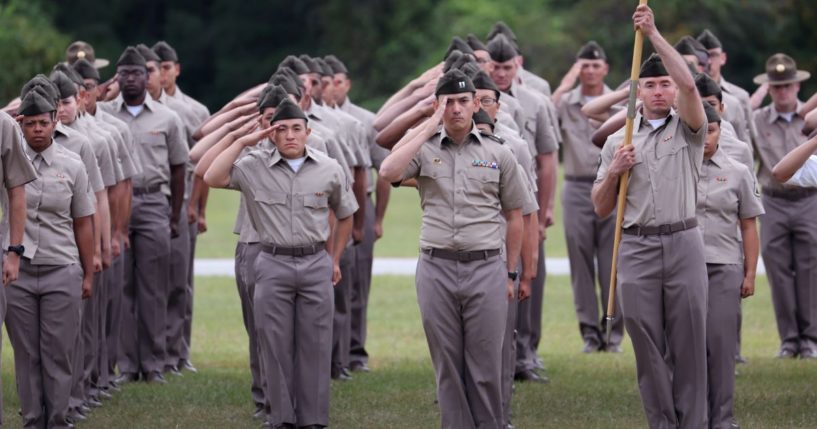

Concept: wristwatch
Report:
left=7, top=244, right=24, bottom=256
left=507, top=271, right=519, bottom=281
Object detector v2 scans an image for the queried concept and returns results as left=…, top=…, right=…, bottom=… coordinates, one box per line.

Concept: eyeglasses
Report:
left=479, top=97, right=497, bottom=106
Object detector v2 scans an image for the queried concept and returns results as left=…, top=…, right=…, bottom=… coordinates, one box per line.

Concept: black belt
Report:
left=421, top=248, right=500, bottom=262
left=133, top=184, right=162, bottom=196
left=763, top=187, right=817, bottom=201
left=622, top=218, right=698, bottom=237
left=261, top=242, right=325, bottom=257
left=564, top=175, right=597, bottom=183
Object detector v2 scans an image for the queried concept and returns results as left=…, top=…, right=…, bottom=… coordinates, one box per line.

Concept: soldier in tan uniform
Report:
left=380, top=69, right=528, bottom=429
left=100, top=47, right=189, bottom=384
left=592, top=5, right=708, bottom=427
left=204, top=99, right=357, bottom=429
left=751, top=54, right=817, bottom=359
left=6, top=86, right=95, bottom=429
left=697, top=102, right=764, bottom=429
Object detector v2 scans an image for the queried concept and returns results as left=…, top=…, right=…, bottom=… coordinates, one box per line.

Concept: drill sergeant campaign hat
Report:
left=65, top=40, right=109, bottom=68
left=753, top=53, right=811, bottom=86
left=435, top=69, right=476, bottom=96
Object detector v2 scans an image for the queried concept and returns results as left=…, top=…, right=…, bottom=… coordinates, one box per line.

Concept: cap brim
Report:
left=93, top=58, right=110, bottom=69
left=753, top=70, right=810, bottom=85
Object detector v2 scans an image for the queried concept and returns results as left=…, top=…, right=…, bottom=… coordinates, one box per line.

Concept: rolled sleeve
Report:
left=330, top=163, right=359, bottom=219
left=737, top=166, right=765, bottom=219
left=1, top=118, right=37, bottom=188
left=167, top=115, right=190, bottom=166
left=71, top=168, right=96, bottom=218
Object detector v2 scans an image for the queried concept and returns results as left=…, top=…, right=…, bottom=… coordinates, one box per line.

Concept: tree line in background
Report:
left=2, top=0, right=815, bottom=112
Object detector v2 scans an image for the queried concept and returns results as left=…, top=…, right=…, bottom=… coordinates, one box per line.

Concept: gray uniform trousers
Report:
left=69, top=274, right=97, bottom=410
left=94, top=266, right=110, bottom=391
left=119, top=192, right=171, bottom=374
left=562, top=180, right=623, bottom=348
left=618, top=228, right=708, bottom=429
left=166, top=200, right=191, bottom=369
left=235, top=241, right=265, bottom=409
left=706, top=263, right=743, bottom=429
left=515, top=243, right=545, bottom=372
left=331, top=246, right=355, bottom=373
left=182, top=218, right=198, bottom=362
left=79, top=272, right=104, bottom=400
left=416, top=252, right=507, bottom=429
left=350, top=196, right=375, bottom=366
left=501, top=277, right=519, bottom=427
left=106, top=252, right=125, bottom=377
left=255, top=249, right=334, bottom=427
left=760, top=194, right=817, bottom=354
left=6, top=260, right=83, bottom=429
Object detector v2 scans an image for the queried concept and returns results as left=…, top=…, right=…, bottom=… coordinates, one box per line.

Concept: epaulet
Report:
left=480, top=130, right=505, bottom=144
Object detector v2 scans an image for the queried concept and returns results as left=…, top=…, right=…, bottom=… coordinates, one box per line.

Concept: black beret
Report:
left=487, top=34, right=518, bottom=63
left=703, top=101, right=721, bottom=124
left=136, top=44, right=161, bottom=63
left=444, top=36, right=474, bottom=61
left=324, top=55, right=349, bottom=75
left=279, top=55, right=310, bottom=75
left=696, top=29, right=722, bottom=50
left=443, top=50, right=463, bottom=73
left=694, top=73, right=722, bottom=101
left=298, top=55, right=323, bottom=74
left=639, top=54, right=669, bottom=78
left=50, top=71, right=78, bottom=99
left=52, top=63, right=84, bottom=87
left=312, top=58, right=333, bottom=77
left=577, top=41, right=607, bottom=61
left=466, top=34, right=487, bottom=52
left=435, top=69, right=476, bottom=96
left=471, top=70, right=500, bottom=99
left=473, top=108, right=494, bottom=130
left=258, top=85, right=291, bottom=111
left=21, top=74, right=59, bottom=102
left=72, top=59, right=100, bottom=81
left=152, top=41, right=179, bottom=62
left=116, top=46, right=146, bottom=68
left=18, top=87, right=57, bottom=116
left=268, top=73, right=302, bottom=99
left=486, top=21, right=517, bottom=43
left=270, top=98, right=308, bottom=124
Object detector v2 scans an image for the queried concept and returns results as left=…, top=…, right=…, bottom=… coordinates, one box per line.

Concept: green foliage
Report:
left=0, top=0, right=69, bottom=102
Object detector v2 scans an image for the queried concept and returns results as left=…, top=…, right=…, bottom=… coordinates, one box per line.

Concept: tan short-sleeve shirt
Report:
left=718, top=121, right=754, bottom=172
left=721, top=91, right=751, bottom=145
left=96, top=109, right=140, bottom=179
left=558, top=86, right=612, bottom=177
left=171, top=87, right=210, bottom=124
left=720, top=77, right=756, bottom=145
left=102, top=96, right=189, bottom=192
left=401, top=126, right=528, bottom=251
left=67, top=118, right=117, bottom=188
left=506, top=83, right=559, bottom=157
left=494, top=127, right=538, bottom=216
left=229, top=146, right=358, bottom=246
left=596, top=110, right=706, bottom=227
left=23, top=142, right=95, bottom=265
left=53, top=123, right=104, bottom=195
left=85, top=115, right=125, bottom=182
left=696, top=149, right=764, bottom=264
left=496, top=122, right=538, bottom=194
left=0, top=112, right=37, bottom=190
left=753, top=102, right=809, bottom=191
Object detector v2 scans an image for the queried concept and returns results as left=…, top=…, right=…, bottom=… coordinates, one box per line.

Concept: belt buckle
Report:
left=293, top=247, right=304, bottom=257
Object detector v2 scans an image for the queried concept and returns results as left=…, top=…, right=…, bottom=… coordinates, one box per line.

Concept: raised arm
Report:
left=376, top=96, right=434, bottom=149
left=378, top=98, right=445, bottom=183
left=203, top=126, right=275, bottom=188
left=581, top=87, right=628, bottom=122
left=772, top=134, right=817, bottom=183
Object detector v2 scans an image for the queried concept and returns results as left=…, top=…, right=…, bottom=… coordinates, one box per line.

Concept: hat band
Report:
left=768, top=68, right=797, bottom=82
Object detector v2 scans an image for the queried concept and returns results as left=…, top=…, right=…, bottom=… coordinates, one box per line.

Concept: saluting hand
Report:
left=632, top=4, right=658, bottom=37
left=427, top=96, right=447, bottom=130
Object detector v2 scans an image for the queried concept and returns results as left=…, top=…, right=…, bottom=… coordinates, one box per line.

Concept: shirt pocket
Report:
left=300, top=193, right=330, bottom=229
left=655, top=136, right=688, bottom=180
left=464, top=167, right=500, bottom=199
left=40, top=173, right=74, bottom=214
left=417, top=166, right=453, bottom=202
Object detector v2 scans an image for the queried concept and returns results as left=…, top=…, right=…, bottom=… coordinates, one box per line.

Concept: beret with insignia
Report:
left=471, top=70, right=500, bottom=99
left=270, top=98, right=308, bottom=124
left=435, top=69, right=476, bottom=96
left=258, top=85, right=291, bottom=111
left=116, top=46, right=146, bottom=68
left=753, top=53, right=811, bottom=86
left=268, top=73, right=302, bottom=99
left=279, top=55, right=310, bottom=75
left=696, top=29, right=722, bottom=50
left=136, top=44, right=161, bottom=63
left=50, top=70, right=78, bottom=99
left=703, top=101, right=721, bottom=124
left=298, top=55, right=323, bottom=75
left=695, top=73, right=722, bottom=102
left=473, top=108, right=495, bottom=131
left=314, top=57, right=335, bottom=77
left=639, top=53, right=669, bottom=78
left=18, top=86, right=57, bottom=116
left=324, top=55, right=349, bottom=75
left=21, top=74, right=60, bottom=102
left=487, top=34, right=518, bottom=63
left=466, top=34, right=487, bottom=52
left=152, top=41, right=179, bottom=62
left=444, top=36, right=474, bottom=60
left=72, top=59, right=100, bottom=81
left=576, top=41, right=607, bottom=61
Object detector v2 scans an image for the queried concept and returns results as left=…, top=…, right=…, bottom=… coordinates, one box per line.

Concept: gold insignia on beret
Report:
left=77, top=51, right=86, bottom=59
left=593, top=50, right=600, bottom=58
left=775, top=63, right=786, bottom=73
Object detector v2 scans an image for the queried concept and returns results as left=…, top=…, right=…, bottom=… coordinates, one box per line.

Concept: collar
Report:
left=268, top=145, right=319, bottom=168
left=53, top=122, right=71, bottom=139
left=566, top=84, right=612, bottom=106
left=25, top=138, right=56, bottom=166
left=769, top=101, right=804, bottom=124
left=636, top=108, right=675, bottom=132
left=707, top=146, right=728, bottom=168
left=306, top=102, right=324, bottom=122
left=437, top=123, right=482, bottom=146
left=113, top=93, right=157, bottom=115
left=338, top=97, right=351, bottom=111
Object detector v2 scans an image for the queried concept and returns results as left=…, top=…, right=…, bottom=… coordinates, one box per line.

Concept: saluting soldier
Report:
left=752, top=53, right=817, bottom=359
left=6, top=83, right=95, bottom=429
left=204, top=98, right=357, bottom=429
left=380, top=69, right=528, bottom=429
left=99, top=47, right=189, bottom=384
left=592, top=5, right=709, bottom=427
left=696, top=102, right=764, bottom=429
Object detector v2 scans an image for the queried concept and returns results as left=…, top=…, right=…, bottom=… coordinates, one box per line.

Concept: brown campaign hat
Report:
left=65, top=41, right=110, bottom=69
left=753, top=53, right=810, bottom=86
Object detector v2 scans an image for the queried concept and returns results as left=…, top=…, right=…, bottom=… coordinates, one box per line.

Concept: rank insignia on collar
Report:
left=663, top=135, right=673, bottom=142
left=472, top=160, right=498, bottom=169
left=433, top=158, right=442, bottom=164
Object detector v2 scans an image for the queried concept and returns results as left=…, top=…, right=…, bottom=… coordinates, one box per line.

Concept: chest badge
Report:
left=432, top=158, right=442, bottom=165
left=662, top=135, right=673, bottom=143
left=472, top=160, right=499, bottom=169
left=715, top=176, right=728, bottom=182
left=315, top=192, right=325, bottom=197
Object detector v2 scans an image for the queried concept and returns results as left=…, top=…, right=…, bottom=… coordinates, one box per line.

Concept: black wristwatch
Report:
left=507, top=271, right=519, bottom=281
left=7, top=244, right=24, bottom=256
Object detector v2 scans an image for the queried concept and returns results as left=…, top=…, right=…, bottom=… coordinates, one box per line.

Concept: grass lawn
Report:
left=3, top=274, right=814, bottom=428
